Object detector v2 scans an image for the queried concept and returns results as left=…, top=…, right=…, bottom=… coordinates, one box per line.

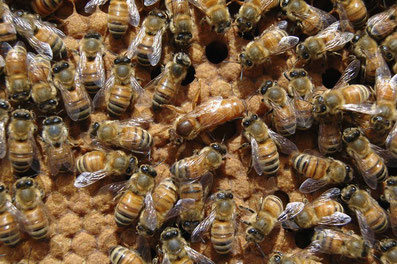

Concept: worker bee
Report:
left=235, top=0, right=279, bottom=34
left=146, top=52, right=191, bottom=111
left=239, top=20, right=299, bottom=69
left=188, top=0, right=231, bottom=34
left=74, top=150, right=138, bottom=188
left=113, top=164, right=157, bottom=226
left=166, top=0, right=194, bottom=47
left=284, top=68, right=314, bottom=130
left=310, top=228, right=369, bottom=259
left=84, top=0, right=140, bottom=38
left=77, top=31, right=105, bottom=96
left=296, top=21, right=354, bottom=63
left=90, top=119, right=153, bottom=154
left=52, top=60, right=92, bottom=121
left=31, top=0, right=64, bottom=17
left=280, top=0, right=337, bottom=36
left=0, top=182, right=21, bottom=246
left=0, top=1, right=16, bottom=42
left=291, top=152, right=353, bottom=193
left=317, top=113, right=343, bottom=155
left=377, top=238, right=397, bottom=264
left=380, top=31, right=397, bottom=74
left=170, top=96, right=246, bottom=142
left=260, top=80, right=297, bottom=137
left=341, top=184, right=389, bottom=242
left=342, top=127, right=389, bottom=189
left=159, top=227, right=215, bottom=264
left=12, top=177, right=50, bottom=240
left=331, top=0, right=367, bottom=29
left=170, top=143, right=227, bottom=181
left=241, top=113, right=298, bottom=176
left=381, top=177, right=397, bottom=237
left=127, top=10, right=168, bottom=67
left=28, top=53, right=58, bottom=112
left=41, top=116, right=75, bottom=176
left=192, top=190, right=236, bottom=254
left=93, top=56, right=143, bottom=117
left=109, top=245, right=147, bottom=264
left=13, top=11, right=67, bottom=59
left=2, top=41, right=30, bottom=102
left=0, top=99, right=11, bottom=159
left=278, top=188, right=351, bottom=231
left=366, top=5, right=397, bottom=40
left=7, top=109, right=39, bottom=175
left=178, top=172, right=213, bottom=234
left=268, top=248, right=322, bottom=264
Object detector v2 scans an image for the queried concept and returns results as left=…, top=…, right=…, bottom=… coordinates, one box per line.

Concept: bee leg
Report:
left=192, top=80, right=202, bottom=110
left=238, top=205, right=255, bottom=214
left=254, top=242, right=266, bottom=258
left=237, top=142, right=250, bottom=151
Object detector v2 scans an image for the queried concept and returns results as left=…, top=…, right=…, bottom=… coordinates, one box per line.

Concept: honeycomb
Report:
left=0, top=0, right=392, bottom=263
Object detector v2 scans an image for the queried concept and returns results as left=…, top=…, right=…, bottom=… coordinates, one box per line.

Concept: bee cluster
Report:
left=0, top=0, right=397, bottom=263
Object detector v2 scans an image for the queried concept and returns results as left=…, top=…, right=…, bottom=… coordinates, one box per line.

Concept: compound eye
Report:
left=252, top=114, right=258, bottom=120
left=387, top=179, right=396, bottom=185
left=300, top=71, right=306, bottom=76
left=228, top=193, right=233, bottom=199
left=237, top=17, right=243, bottom=23
left=217, top=192, right=226, bottom=199
left=53, top=66, right=60, bottom=73
left=26, top=179, right=33, bottom=187
left=16, top=181, right=24, bottom=189
left=114, top=58, right=121, bottom=64
left=290, top=71, right=298, bottom=78
left=352, top=35, right=360, bottom=43
left=281, top=0, right=289, bottom=7
left=242, top=120, right=250, bottom=127
left=141, top=165, right=148, bottom=173
left=0, top=185, right=4, bottom=192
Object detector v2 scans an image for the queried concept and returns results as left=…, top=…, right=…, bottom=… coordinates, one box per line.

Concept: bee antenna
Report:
left=283, top=71, right=290, bottom=81
left=240, top=68, right=244, bottom=80
left=255, top=242, right=266, bottom=258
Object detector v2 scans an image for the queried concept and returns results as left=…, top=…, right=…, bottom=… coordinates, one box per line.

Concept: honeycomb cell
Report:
left=45, top=191, right=68, bottom=218
left=97, top=228, right=118, bottom=252
left=71, top=232, right=97, bottom=257
left=69, top=191, right=93, bottom=215
left=57, top=213, right=82, bottom=237
left=83, top=212, right=107, bottom=235
left=50, top=234, right=71, bottom=258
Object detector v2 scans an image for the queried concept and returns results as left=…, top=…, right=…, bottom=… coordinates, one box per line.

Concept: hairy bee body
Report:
left=108, top=0, right=130, bottom=38
left=333, top=0, right=367, bottom=28
left=378, top=239, right=397, bottom=264
left=31, top=0, right=64, bottom=17
left=317, top=114, right=342, bottom=154
left=109, top=245, right=146, bottom=264
left=179, top=181, right=205, bottom=233
left=0, top=3, right=16, bottom=42
left=366, top=5, right=397, bottom=40
left=253, top=138, right=279, bottom=175
left=108, top=84, right=134, bottom=116
left=190, top=0, right=231, bottom=34
left=295, top=200, right=344, bottom=229
left=77, top=151, right=106, bottom=173
left=381, top=32, right=397, bottom=74
left=383, top=177, right=397, bottom=237
left=0, top=183, right=20, bottom=246
left=80, top=60, right=102, bottom=95
left=166, top=0, right=193, bottom=47
left=8, top=139, right=35, bottom=174
left=236, top=0, right=279, bottom=33
left=269, top=250, right=322, bottom=264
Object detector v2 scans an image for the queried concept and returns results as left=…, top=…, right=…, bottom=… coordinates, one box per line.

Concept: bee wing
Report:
left=316, top=187, right=341, bottom=201
left=59, top=81, right=93, bottom=121
left=250, top=137, right=264, bottom=176
left=355, top=209, right=375, bottom=246
left=272, top=36, right=300, bottom=55
left=171, top=152, right=208, bottom=180
left=268, top=128, right=298, bottom=155
left=370, top=143, right=397, bottom=168
left=0, top=121, right=6, bottom=159
left=161, top=254, right=172, bottom=264
left=47, top=145, right=75, bottom=176
left=323, top=31, right=354, bottom=52
left=143, top=68, right=167, bottom=92
left=188, top=96, right=223, bottom=120
left=0, top=41, right=12, bottom=58
left=299, top=178, right=328, bottom=194
left=119, top=117, right=153, bottom=128
left=164, top=198, right=196, bottom=221
left=143, top=193, right=157, bottom=232
left=352, top=148, right=378, bottom=189
left=309, top=228, right=340, bottom=254
left=340, top=103, right=381, bottom=115
left=367, top=9, right=397, bottom=38
left=144, top=0, right=160, bottom=6
left=97, top=180, right=128, bottom=197
left=200, top=172, right=214, bottom=198
left=136, top=235, right=152, bottom=263
left=386, top=122, right=397, bottom=152
left=317, top=211, right=351, bottom=226
left=148, top=29, right=164, bottom=66
left=127, top=26, right=146, bottom=59
left=130, top=73, right=144, bottom=95
left=1, top=6, right=16, bottom=34
left=84, top=0, right=108, bottom=13
left=93, top=53, right=106, bottom=89
left=333, top=59, right=360, bottom=89
left=5, top=200, right=24, bottom=229
left=390, top=202, right=397, bottom=237
left=92, top=74, right=115, bottom=110
left=185, top=245, right=215, bottom=264
left=294, top=5, right=336, bottom=31
left=38, top=20, right=66, bottom=38
left=375, top=58, right=392, bottom=82
left=191, top=210, right=216, bottom=242
left=74, top=170, right=111, bottom=188
left=277, top=202, right=305, bottom=222
left=0, top=55, right=5, bottom=68
left=126, top=0, right=140, bottom=26
left=259, top=0, right=278, bottom=12
left=188, top=0, right=207, bottom=14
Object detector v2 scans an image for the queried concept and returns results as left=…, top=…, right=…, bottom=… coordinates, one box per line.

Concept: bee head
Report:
left=43, top=116, right=62, bottom=126
left=260, top=80, right=273, bottom=95
left=15, top=178, right=34, bottom=189
left=296, top=43, right=310, bottom=60
left=210, top=143, right=227, bottom=155
left=90, top=122, right=100, bottom=137
left=242, top=114, right=258, bottom=128
left=236, top=16, right=253, bottom=33
left=114, top=56, right=131, bottom=65
left=269, top=252, right=283, bottom=264
left=378, top=239, right=397, bottom=252
left=161, top=227, right=179, bottom=241
left=0, top=99, right=10, bottom=111
left=125, top=156, right=138, bottom=175
left=174, top=52, right=191, bottom=67
left=52, top=61, right=69, bottom=73
left=342, top=128, right=361, bottom=143
left=12, top=109, right=33, bottom=120
left=216, top=191, right=233, bottom=200
left=341, top=184, right=358, bottom=202
left=239, top=53, right=253, bottom=68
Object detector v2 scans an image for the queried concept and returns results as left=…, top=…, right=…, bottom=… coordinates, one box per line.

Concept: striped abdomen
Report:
left=108, top=0, right=129, bottom=38
left=260, top=28, right=288, bottom=54
left=115, top=191, right=144, bottom=226
left=35, top=28, right=66, bottom=59
left=211, top=220, right=234, bottom=254
left=152, top=178, right=178, bottom=226
left=23, top=207, right=49, bottom=239
left=109, top=245, right=145, bottom=264
left=77, top=151, right=106, bottom=173
left=8, top=139, right=35, bottom=174
left=31, top=0, right=63, bottom=17
left=61, top=86, right=91, bottom=121
left=295, top=200, right=344, bottom=228
left=318, top=120, right=342, bottom=154
left=119, top=126, right=153, bottom=153
left=179, top=182, right=204, bottom=233
left=361, top=197, right=389, bottom=233
left=261, top=195, right=283, bottom=219
left=295, top=98, right=313, bottom=130
left=107, top=84, right=134, bottom=116
left=343, top=0, right=368, bottom=28
left=272, top=105, right=296, bottom=136
left=170, top=155, right=207, bottom=181
left=152, top=77, right=177, bottom=110
left=0, top=23, right=16, bottom=42
left=341, top=85, right=370, bottom=105
left=361, top=152, right=388, bottom=182
left=136, top=36, right=154, bottom=66
left=255, top=138, right=279, bottom=176
left=0, top=211, right=21, bottom=246
left=292, top=153, right=328, bottom=180
left=81, top=61, right=102, bottom=95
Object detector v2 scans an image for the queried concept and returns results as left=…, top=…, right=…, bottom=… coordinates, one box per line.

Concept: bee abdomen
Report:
left=211, top=220, right=234, bottom=254
left=364, top=153, right=388, bottom=182
left=9, top=140, right=35, bottom=173
left=0, top=23, right=16, bottom=42
left=31, top=0, right=63, bottom=17
left=256, top=141, right=279, bottom=176
left=0, top=213, right=21, bottom=246
left=107, top=84, right=133, bottom=116
left=24, top=208, right=49, bottom=239
left=115, top=191, right=144, bottom=226
left=137, top=44, right=153, bottom=66
left=109, top=245, right=145, bottom=264
left=108, top=0, right=129, bottom=38
left=152, top=80, right=177, bottom=110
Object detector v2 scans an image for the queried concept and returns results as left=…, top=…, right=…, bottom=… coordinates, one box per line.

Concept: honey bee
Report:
left=268, top=249, right=322, bottom=264
left=366, top=5, right=397, bottom=40
left=166, top=0, right=194, bottom=47
left=178, top=172, right=213, bottom=234
left=342, top=127, right=389, bottom=189
left=235, top=0, right=279, bottom=34
left=28, top=53, right=58, bottom=112
left=74, top=150, right=138, bottom=188
left=1, top=41, right=30, bottom=102
left=12, top=177, right=50, bottom=240
left=146, top=52, right=191, bottom=111
left=109, top=245, right=147, bottom=264
left=77, top=31, right=105, bottom=96
left=0, top=99, right=11, bottom=159
left=0, top=1, right=16, bottom=42
left=192, top=190, right=236, bottom=254
left=381, top=176, right=397, bottom=237
left=291, top=152, right=353, bottom=193
left=52, top=60, right=92, bottom=121
left=31, top=0, right=64, bottom=17
left=13, top=11, right=67, bottom=59
left=284, top=68, right=314, bottom=130
left=380, top=31, right=397, bottom=74
left=170, top=143, right=227, bottom=181
left=170, top=96, right=246, bottom=142
left=159, top=227, right=215, bottom=264
left=84, top=0, right=140, bottom=38
left=90, top=119, right=153, bottom=154
left=260, top=80, right=297, bottom=137
left=113, top=165, right=157, bottom=226
left=188, top=0, right=231, bottom=34
left=93, top=56, right=143, bottom=117
left=317, top=113, right=343, bottom=155
left=41, top=116, right=75, bottom=176
left=341, top=184, right=389, bottom=241
left=279, top=0, right=337, bottom=35
left=296, top=21, right=354, bottom=63
left=241, top=113, right=298, bottom=176
left=310, top=228, right=370, bottom=259
left=377, top=238, right=397, bottom=264
left=0, top=182, right=21, bottom=246
left=127, top=10, right=168, bottom=67
left=239, top=20, right=299, bottom=69
left=278, top=188, right=351, bottom=231
left=7, top=109, right=39, bottom=175
left=331, top=0, right=367, bottom=29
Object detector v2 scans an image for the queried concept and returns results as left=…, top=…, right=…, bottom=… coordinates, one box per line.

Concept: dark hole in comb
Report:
left=274, top=190, right=290, bottom=206
left=206, top=41, right=228, bottom=64
left=322, top=68, right=341, bottom=88
left=55, top=1, right=74, bottom=19
left=75, top=0, right=93, bottom=17
left=227, top=0, right=240, bottom=17
left=311, top=0, right=333, bottom=12
left=150, top=65, right=163, bottom=80
left=181, top=65, right=196, bottom=86
left=210, top=120, right=238, bottom=142
left=294, top=228, right=314, bottom=249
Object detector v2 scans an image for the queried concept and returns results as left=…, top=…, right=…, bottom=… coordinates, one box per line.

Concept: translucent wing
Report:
left=334, top=59, right=360, bottom=89
left=5, top=200, right=24, bottom=229
left=294, top=98, right=313, bottom=129
left=170, top=152, right=207, bottom=180
left=118, top=117, right=153, bottom=128
left=92, top=74, right=114, bottom=110
left=59, top=81, right=93, bottom=121
left=93, top=53, right=106, bottom=88
left=37, top=20, right=66, bottom=38
left=0, top=42, right=12, bottom=58
left=136, top=235, right=152, bottom=264
left=185, top=245, right=215, bottom=264
left=299, top=178, right=328, bottom=194
left=191, top=210, right=216, bottom=243
left=309, top=228, right=340, bottom=254
left=294, top=5, right=336, bottom=31
left=188, top=0, right=207, bottom=14
left=1, top=5, right=15, bottom=34
left=367, top=9, right=397, bottom=38
left=144, top=68, right=167, bottom=92
left=0, top=121, right=6, bottom=159
left=126, top=0, right=140, bottom=27
left=0, top=55, right=5, bottom=68
left=355, top=209, right=375, bottom=246
left=148, top=29, right=164, bottom=66
left=84, top=0, right=108, bottom=13
left=375, top=58, right=392, bottom=82
left=272, top=36, right=300, bottom=55
left=143, top=193, right=157, bottom=232
left=260, top=0, right=278, bottom=12
left=47, top=144, right=75, bottom=176
left=340, top=103, right=381, bottom=115
left=130, top=74, right=144, bottom=95
left=127, top=26, right=146, bottom=59
left=74, top=170, right=110, bottom=188
left=317, top=211, right=351, bottom=226
left=188, top=96, right=223, bottom=119
left=268, top=128, right=298, bottom=155
left=144, top=0, right=160, bottom=6
left=251, top=137, right=264, bottom=175
left=23, top=31, right=53, bottom=59
left=350, top=151, right=378, bottom=189
left=97, top=180, right=128, bottom=197
left=260, top=20, right=288, bottom=37
left=316, top=187, right=340, bottom=201
left=164, top=198, right=196, bottom=220
left=370, top=143, right=397, bottom=168
left=323, top=31, right=354, bottom=52
left=315, top=20, right=341, bottom=38
left=277, top=201, right=305, bottom=222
